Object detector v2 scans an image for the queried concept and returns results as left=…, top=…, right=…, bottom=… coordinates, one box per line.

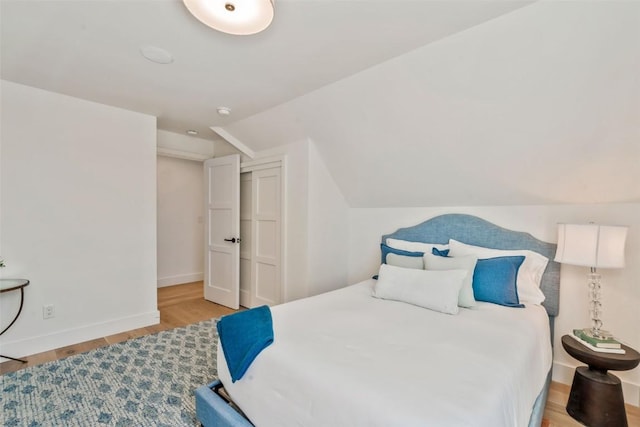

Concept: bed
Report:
left=196, top=213, right=560, bottom=427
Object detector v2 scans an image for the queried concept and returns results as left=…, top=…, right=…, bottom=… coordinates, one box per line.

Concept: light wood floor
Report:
left=1, top=281, right=639, bottom=426
left=0, top=281, right=235, bottom=375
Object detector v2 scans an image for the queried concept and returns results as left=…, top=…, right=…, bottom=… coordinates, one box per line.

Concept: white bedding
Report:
left=218, top=279, right=552, bottom=427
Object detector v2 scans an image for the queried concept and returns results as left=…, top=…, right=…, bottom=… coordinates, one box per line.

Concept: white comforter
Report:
left=218, top=279, right=552, bottom=427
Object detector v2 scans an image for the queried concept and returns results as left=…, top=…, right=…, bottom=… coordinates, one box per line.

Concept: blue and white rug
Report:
left=1, top=319, right=219, bottom=426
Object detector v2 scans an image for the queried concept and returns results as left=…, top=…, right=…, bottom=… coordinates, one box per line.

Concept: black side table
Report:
left=0, top=278, right=30, bottom=363
left=562, top=334, right=640, bottom=427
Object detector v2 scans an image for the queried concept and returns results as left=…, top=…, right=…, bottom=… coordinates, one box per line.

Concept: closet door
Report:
left=239, top=173, right=253, bottom=308
left=204, top=155, right=240, bottom=309
left=251, top=167, right=282, bottom=306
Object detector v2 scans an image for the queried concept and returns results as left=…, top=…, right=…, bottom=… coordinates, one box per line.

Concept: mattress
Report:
left=217, top=279, right=552, bottom=427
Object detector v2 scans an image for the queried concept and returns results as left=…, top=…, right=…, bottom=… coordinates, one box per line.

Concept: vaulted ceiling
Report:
left=0, top=0, right=531, bottom=138
left=2, top=0, right=639, bottom=207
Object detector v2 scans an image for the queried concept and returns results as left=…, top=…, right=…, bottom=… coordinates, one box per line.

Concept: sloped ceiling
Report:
left=223, top=1, right=640, bottom=207
left=0, top=0, right=532, bottom=139
left=2, top=1, right=639, bottom=208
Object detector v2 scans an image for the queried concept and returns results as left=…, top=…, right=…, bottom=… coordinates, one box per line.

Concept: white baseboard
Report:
left=157, top=272, right=203, bottom=287
left=553, top=361, right=640, bottom=407
left=0, top=310, right=160, bottom=360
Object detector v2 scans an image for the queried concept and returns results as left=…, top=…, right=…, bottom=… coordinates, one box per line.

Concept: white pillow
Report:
left=386, top=238, right=448, bottom=254
left=386, top=253, right=424, bottom=269
left=447, top=239, right=548, bottom=305
left=373, top=264, right=466, bottom=315
left=423, top=253, right=478, bottom=308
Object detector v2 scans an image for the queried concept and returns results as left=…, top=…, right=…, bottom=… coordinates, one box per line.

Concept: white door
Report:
left=239, top=172, right=253, bottom=308
left=251, top=167, right=282, bottom=306
left=204, top=154, right=240, bottom=309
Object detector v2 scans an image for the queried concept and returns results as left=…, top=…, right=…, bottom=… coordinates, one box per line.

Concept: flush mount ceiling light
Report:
left=183, top=0, right=274, bottom=35
left=217, top=107, right=232, bottom=116
left=186, top=129, right=199, bottom=136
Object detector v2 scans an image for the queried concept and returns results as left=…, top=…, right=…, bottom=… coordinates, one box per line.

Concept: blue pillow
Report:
left=472, top=256, right=525, bottom=308
left=380, top=243, right=423, bottom=264
left=432, top=247, right=450, bottom=257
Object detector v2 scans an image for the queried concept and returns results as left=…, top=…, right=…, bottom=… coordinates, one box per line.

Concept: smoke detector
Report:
left=217, top=107, right=232, bottom=116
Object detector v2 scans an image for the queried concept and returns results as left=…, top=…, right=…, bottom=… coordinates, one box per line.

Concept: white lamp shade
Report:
left=183, top=0, right=274, bottom=35
left=554, top=223, right=628, bottom=268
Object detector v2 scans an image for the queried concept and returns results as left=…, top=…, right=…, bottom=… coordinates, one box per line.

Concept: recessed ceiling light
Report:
left=140, top=46, right=174, bottom=64
left=186, top=129, right=199, bottom=136
left=217, top=107, right=232, bottom=116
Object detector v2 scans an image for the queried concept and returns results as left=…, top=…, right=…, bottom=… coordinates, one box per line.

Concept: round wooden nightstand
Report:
left=562, top=334, right=640, bottom=427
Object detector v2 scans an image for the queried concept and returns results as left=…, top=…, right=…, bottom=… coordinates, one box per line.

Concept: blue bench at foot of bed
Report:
left=195, top=373, right=550, bottom=427
left=195, top=380, right=253, bottom=427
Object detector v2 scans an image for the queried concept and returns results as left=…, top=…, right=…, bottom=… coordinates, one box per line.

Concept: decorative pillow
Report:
left=386, top=238, right=449, bottom=254
left=380, top=243, right=423, bottom=263
left=432, top=247, right=450, bottom=257
left=373, top=264, right=466, bottom=315
left=448, top=239, right=548, bottom=305
left=472, top=255, right=526, bottom=307
left=423, top=253, right=478, bottom=308
left=375, top=244, right=424, bottom=279
left=387, top=253, right=424, bottom=269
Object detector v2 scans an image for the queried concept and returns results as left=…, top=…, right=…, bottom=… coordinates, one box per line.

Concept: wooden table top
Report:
left=562, top=334, right=640, bottom=372
left=0, top=278, right=30, bottom=293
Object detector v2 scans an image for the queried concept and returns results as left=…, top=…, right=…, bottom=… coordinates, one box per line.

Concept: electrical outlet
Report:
left=43, top=304, right=55, bottom=319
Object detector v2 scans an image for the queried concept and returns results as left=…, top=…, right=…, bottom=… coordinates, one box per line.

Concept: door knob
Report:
left=223, top=237, right=241, bottom=243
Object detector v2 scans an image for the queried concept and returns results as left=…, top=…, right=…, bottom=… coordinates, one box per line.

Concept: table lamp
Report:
left=554, top=223, right=628, bottom=339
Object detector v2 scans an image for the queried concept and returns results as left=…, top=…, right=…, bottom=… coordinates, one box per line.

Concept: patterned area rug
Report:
left=1, top=319, right=219, bottom=426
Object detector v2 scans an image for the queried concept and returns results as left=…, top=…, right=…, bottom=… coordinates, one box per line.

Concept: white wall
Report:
left=220, top=1, right=639, bottom=208
left=157, top=129, right=214, bottom=161
left=0, top=80, right=158, bottom=358
left=306, top=140, right=349, bottom=296
left=211, top=138, right=349, bottom=303
left=214, top=139, right=243, bottom=159
left=348, top=203, right=640, bottom=405
left=157, top=155, right=204, bottom=287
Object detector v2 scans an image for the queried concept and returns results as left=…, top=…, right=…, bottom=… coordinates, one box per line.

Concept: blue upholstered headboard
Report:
left=381, top=214, right=560, bottom=320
